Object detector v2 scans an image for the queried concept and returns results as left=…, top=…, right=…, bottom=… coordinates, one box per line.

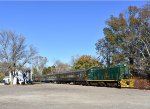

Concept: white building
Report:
left=3, top=69, right=32, bottom=85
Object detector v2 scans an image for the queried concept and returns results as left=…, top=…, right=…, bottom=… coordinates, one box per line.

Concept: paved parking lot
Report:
left=0, top=83, right=150, bottom=109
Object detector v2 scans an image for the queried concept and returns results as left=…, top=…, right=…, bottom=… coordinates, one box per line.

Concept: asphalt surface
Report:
left=0, top=83, right=150, bottom=109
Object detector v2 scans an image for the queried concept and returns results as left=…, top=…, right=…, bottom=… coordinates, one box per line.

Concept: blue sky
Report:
left=0, top=1, right=147, bottom=66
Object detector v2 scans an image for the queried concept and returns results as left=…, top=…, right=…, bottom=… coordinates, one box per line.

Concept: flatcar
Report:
left=46, top=64, right=134, bottom=88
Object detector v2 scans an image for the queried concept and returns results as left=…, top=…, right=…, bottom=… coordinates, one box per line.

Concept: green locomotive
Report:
left=46, top=64, right=134, bottom=88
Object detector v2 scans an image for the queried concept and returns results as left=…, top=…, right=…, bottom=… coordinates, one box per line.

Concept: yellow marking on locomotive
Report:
left=120, top=79, right=134, bottom=88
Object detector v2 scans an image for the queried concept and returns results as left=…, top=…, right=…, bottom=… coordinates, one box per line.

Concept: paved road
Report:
left=0, top=83, right=150, bottom=109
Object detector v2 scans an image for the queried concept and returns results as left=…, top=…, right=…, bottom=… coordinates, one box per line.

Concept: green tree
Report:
left=96, top=4, right=150, bottom=73
left=42, top=66, right=52, bottom=75
left=95, top=38, right=114, bottom=67
left=72, top=55, right=102, bottom=70
left=0, top=72, right=4, bottom=82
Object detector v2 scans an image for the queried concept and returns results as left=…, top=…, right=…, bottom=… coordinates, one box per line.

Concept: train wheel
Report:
left=81, top=82, right=85, bottom=86
left=86, top=82, right=91, bottom=86
left=117, top=82, right=121, bottom=88
left=98, top=82, right=106, bottom=87
left=104, top=82, right=108, bottom=87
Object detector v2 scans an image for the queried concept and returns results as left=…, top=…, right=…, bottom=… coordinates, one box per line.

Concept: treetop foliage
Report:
left=96, top=3, right=150, bottom=73
left=72, top=55, right=102, bottom=70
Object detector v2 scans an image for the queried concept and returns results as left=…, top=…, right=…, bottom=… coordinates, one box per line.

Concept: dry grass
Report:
left=134, top=77, right=150, bottom=89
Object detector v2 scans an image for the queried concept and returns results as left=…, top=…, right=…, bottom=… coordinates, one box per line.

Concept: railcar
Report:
left=46, top=64, right=134, bottom=88
left=86, top=64, right=134, bottom=87
left=46, top=70, right=86, bottom=84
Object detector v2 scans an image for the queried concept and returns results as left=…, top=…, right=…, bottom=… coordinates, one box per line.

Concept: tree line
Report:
left=41, top=55, right=101, bottom=75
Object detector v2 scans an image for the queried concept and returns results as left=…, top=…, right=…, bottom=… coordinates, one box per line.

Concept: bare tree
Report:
left=32, top=56, right=48, bottom=75
left=0, top=31, right=37, bottom=84
left=53, top=60, right=70, bottom=73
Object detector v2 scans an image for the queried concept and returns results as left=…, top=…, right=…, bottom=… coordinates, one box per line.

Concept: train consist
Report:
left=44, top=64, right=134, bottom=88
